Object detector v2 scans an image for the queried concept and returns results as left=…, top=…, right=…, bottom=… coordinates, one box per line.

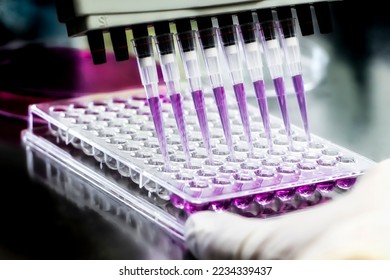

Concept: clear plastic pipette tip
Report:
left=237, top=22, right=274, bottom=152
left=275, top=19, right=311, bottom=144
left=197, top=27, right=236, bottom=161
left=256, top=21, right=293, bottom=150
left=132, top=36, right=171, bottom=170
left=154, top=33, right=192, bottom=167
left=175, top=30, right=214, bottom=164
left=218, top=24, right=254, bottom=157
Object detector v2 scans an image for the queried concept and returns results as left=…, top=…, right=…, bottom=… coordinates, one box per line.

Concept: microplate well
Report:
left=26, top=88, right=376, bottom=236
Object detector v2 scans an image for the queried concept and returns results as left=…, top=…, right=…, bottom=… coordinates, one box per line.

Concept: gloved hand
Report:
left=185, top=159, right=390, bottom=259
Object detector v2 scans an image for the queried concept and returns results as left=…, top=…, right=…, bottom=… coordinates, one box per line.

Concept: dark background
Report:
left=1, top=0, right=390, bottom=259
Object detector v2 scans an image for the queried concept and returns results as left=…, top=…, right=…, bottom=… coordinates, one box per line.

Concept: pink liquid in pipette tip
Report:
left=292, top=74, right=311, bottom=143
left=253, top=80, right=273, bottom=150
left=147, top=96, right=170, bottom=169
left=233, top=83, right=253, bottom=155
left=191, top=90, right=213, bottom=162
left=273, top=77, right=293, bottom=147
left=170, top=93, right=191, bottom=167
left=213, top=86, right=236, bottom=160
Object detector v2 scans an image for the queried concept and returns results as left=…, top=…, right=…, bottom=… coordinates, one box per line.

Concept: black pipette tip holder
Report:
left=216, top=14, right=236, bottom=47
left=236, top=11, right=256, bottom=44
left=153, top=21, right=175, bottom=56
left=195, top=16, right=216, bottom=50
left=131, top=24, right=151, bottom=59
left=260, top=20, right=277, bottom=42
left=174, top=18, right=195, bottom=53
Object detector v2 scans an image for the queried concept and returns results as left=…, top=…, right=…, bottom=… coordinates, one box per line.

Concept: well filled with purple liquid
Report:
left=191, top=90, right=213, bottom=161
left=253, top=80, right=273, bottom=150
left=147, top=96, right=170, bottom=169
left=233, top=83, right=253, bottom=155
left=170, top=93, right=191, bottom=167
left=213, top=86, right=235, bottom=160
left=336, top=177, right=357, bottom=190
left=273, top=77, right=292, bottom=146
left=292, top=74, right=311, bottom=142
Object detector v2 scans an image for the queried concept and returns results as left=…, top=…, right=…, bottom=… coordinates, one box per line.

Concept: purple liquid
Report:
left=213, top=86, right=235, bottom=160
left=336, top=177, right=357, bottom=190
left=292, top=74, right=311, bottom=142
left=147, top=96, right=170, bottom=169
left=316, top=181, right=335, bottom=193
left=170, top=194, right=185, bottom=209
left=297, top=184, right=316, bottom=197
left=170, top=93, right=191, bottom=167
left=191, top=90, right=213, bottom=162
left=275, top=188, right=296, bottom=202
left=233, top=83, right=253, bottom=155
left=273, top=77, right=293, bottom=147
left=254, top=191, right=275, bottom=205
left=233, top=196, right=253, bottom=209
left=253, top=80, right=273, bottom=150
left=184, top=202, right=210, bottom=214
left=210, top=200, right=231, bottom=212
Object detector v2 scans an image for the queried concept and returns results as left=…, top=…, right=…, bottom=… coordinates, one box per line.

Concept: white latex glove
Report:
left=185, top=159, right=390, bottom=259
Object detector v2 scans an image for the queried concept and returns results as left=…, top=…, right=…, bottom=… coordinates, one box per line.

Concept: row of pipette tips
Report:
left=131, top=16, right=312, bottom=172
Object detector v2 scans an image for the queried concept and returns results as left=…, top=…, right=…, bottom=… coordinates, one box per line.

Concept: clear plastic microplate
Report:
left=26, top=88, right=376, bottom=235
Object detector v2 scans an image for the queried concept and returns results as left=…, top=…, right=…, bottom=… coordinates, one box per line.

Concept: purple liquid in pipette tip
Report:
left=233, top=83, right=253, bottom=155
left=191, top=90, right=213, bottom=162
left=213, top=86, right=236, bottom=160
left=273, top=77, right=293, bottom=147
left=147, top=96, right=170, bottom=170
left=170, top=93, right=191, bottom=167
left=292, top=74, right=311, bottom=143
left=253, top=80, right=273, bottom=150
